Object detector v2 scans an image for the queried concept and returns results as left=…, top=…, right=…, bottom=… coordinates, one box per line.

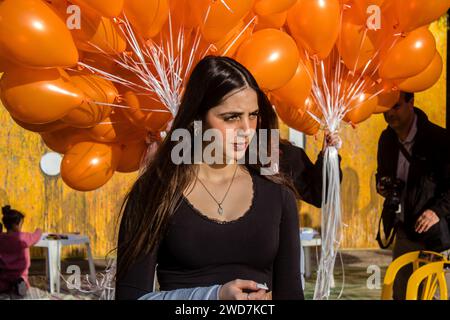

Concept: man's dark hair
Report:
left=401, top=91, right=414, bottom=103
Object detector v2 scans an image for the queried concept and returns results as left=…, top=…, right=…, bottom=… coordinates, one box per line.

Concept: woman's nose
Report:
left=238, top=117, right=252, bottom=135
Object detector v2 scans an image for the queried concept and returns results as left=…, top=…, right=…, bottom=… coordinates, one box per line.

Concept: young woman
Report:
left=0, top=205, right=42, bottom=296
left=115, top=56, right=304, bottom=300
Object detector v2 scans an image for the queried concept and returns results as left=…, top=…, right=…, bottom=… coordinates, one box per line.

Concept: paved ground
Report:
left=0, top=249, right=392, bottom=300
left=304, top=249, right=392, bottom=300
left=0, top=259, right=112, bottom=300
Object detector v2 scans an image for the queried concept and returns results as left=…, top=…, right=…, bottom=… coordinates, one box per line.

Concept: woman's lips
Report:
left=232, top=142, right=248, bottom=151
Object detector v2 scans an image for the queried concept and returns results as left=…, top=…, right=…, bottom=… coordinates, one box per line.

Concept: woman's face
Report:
left=204, top=86, right=259, bottom=163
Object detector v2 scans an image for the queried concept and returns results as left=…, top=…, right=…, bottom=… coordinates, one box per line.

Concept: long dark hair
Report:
left=1, top=205, right=24, bottom=232
left=116, top=56, right=297, bottom=280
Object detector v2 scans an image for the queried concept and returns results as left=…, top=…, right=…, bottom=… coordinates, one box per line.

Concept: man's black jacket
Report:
left=376, top=107, right=450, bottom=235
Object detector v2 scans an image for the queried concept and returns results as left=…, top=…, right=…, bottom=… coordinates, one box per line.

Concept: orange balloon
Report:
left=379, top=78, right=397, bottom=91
left=87, top=109, right=147, bottom=144
left=211, top=21, right=253, bottom=57
left=124, top=0, right=169, bottom=39
left=12, top=117, right=68, bottom=133
left=122, top=91, right=173, bottom=132
left=287, top=0, right=341, bottom=60
left=0, top=67, right=84, bottom=124
left=0, top=0, right=79, bottom=68
left=395, top=51, right=443, bottom=93
left=168, top=0, right=202, bottom=29
left=116, top=140, right=148, bottom=173
left=70, top=0, right=124, bottom=18
left=0, top=46, right=12, bottom=72
left=71, top=10, right=126, bottom=54
left=254, top=0, right=297, bottom=16
left=196, top=0, right=253, bottom=43
left=272, top=55, right=313, bottom=109
left=373, top=90, right=400, bottom=114
left=393, top=0, right=450, bottom=33
left=0, top=62, right=6, bottom=73
left=272, top=95, right=320, bottom=135
left=41, top=127, right=92, bottom=153
left=45, top=0, right=67, bottom=8
left=61, top=142, right=122, bottom=191
left=297, top=97, right=322, bottom=135
left=236, top=29, right=299, bottom=90
left=255, top=11, right=287, bottom=30
left=344, top=0, right=386, bottom=25
left=80, top=51, right=117, bottom=73
left=111, top=67, right=150, bottom=94
left=337, top=10, right=378, bottom=72
left=344, top=87, right=378, bottom=124
left=62, top=73, right=117, bottom=128
left=379, top=26, right=436, bottom=80
left=0, top=60, right=12, bottom=73
left=367, top=4, right=400, bottom=55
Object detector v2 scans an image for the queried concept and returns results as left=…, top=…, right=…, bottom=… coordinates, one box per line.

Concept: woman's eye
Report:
left=224, top=112, right=258, bottom=122
left=225, top=115, right=240, bottom=121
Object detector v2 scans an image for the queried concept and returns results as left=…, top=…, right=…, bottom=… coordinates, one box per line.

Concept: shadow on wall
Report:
left=341, top=167, right=384, bottom=248
left=298, top=200, right=314, bottom=228
left=0, top=188, right=9, bottom=208
left=298, top=166, right=385, bottom=249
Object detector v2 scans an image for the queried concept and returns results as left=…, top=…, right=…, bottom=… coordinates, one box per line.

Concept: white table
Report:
left=34, top=233, right=96, bottom=294
left=300, top=231, right=335, bottom=289
left=301, top=237, right=321, bottom=279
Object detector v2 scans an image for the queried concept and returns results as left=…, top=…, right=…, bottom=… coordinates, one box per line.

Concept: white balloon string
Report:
left=351, top=28, right=368, bottom=75
left=92, top=101, right=172, bottom=113
left=57, top=257, right=116, bottom=300
left=76, top=12, right=210, bottom=119
left=220, top=0, right=234, bottom=13
left=222, top=16, right=257, bottom=56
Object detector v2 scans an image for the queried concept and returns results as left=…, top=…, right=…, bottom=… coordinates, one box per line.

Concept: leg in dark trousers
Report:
left=392, top=226, right=426, bottom=300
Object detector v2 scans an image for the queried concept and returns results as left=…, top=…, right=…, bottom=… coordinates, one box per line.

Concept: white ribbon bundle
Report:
left=313, top=143, right=343, bottom=300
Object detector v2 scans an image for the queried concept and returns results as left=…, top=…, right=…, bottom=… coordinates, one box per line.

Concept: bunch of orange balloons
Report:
left=0, top=0, right=448, bottom=191
left=235, top=0, right=448, bottom=128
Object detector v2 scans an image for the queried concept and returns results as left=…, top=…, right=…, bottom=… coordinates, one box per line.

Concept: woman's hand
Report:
left=218, top=279, right=267, bottom=300
left=264, top=291, right=272, bottom=300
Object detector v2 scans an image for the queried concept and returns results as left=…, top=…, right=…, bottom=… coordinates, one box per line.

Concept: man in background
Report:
left=376, top=91, right=450, bottom=299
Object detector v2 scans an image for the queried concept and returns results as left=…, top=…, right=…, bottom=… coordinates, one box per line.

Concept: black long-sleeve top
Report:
left=279, top=142, right=323, bottom=207
left=116, top=171, right=303, bottom=300
left=279, top=141, right=342, bottom=208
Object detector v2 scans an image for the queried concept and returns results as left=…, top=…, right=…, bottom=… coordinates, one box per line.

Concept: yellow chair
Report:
left=406, top=261, right=448, bottom=300
left=381, top=250, right=446, bottom=300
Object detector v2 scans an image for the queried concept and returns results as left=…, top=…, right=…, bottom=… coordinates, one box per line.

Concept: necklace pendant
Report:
left=218, top=205, right=224, bottom=215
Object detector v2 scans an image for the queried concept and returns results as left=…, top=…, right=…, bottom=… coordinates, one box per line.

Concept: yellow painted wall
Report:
left=0, top=20, right=447, bottom=258
left=298, top=19, right=448, bottom=249
left=0, top=115, right=137, bottom=258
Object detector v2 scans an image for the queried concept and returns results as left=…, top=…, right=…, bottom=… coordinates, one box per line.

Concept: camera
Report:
left=376, top=176, right=406, bottom=248
left=377, top=176, right=405, bottom=215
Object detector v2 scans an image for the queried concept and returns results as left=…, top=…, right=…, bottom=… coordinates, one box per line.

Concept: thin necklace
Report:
left=195, top=165, right=239, bottom=215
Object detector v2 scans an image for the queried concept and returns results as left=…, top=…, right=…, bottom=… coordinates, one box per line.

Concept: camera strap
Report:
left=376, top=142, right=412, bottom=249
left=397, top=141, right=413, bottom=164
left=376, top=215, right=397, bottom=249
